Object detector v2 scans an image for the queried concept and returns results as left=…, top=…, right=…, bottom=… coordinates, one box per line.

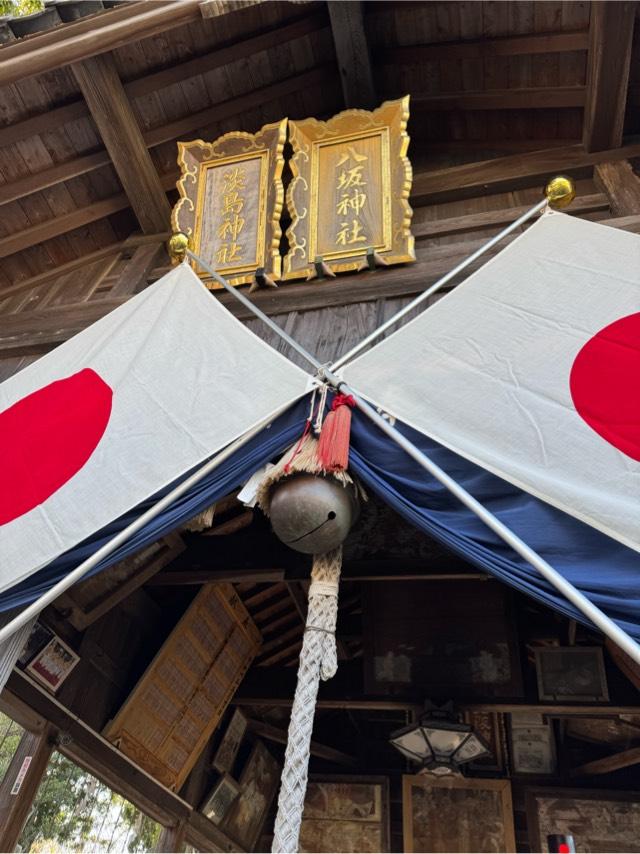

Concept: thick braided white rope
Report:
left=271, top=547, right=342, bottom=853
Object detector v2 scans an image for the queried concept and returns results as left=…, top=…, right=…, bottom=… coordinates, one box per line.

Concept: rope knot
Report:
left=330, top=393, right=355, bottom=411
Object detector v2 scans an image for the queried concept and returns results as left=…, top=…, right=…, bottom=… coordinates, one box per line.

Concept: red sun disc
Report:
left=0, top=368, right=113, bottom=525
left=569, top=312, right=640, bottom=462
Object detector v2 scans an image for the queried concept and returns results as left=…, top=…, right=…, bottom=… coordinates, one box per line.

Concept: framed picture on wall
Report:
left=212, top=708, right=247, bottom=774
left=201, top=773, right=241, bottom=825
left=534, top=647, right=608, bottom=702
left=222, top=740, right=280, bottom=850
left=526, top=788, right=640, bottom=852
left=300, top=775, right=390, bottom=853
left=403, top=775, right=515, bottom=853
left=510, top=713, right=556, bottom=776
left=26, top=635, right=80, bottom=693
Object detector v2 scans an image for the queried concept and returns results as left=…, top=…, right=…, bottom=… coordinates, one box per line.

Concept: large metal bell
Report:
left=269, top=473, right=359, bottom=554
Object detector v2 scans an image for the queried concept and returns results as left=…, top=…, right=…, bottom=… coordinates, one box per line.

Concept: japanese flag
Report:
left=343, top=212, right=640, bottom=551
left=0, top=265, right=309, bottom=593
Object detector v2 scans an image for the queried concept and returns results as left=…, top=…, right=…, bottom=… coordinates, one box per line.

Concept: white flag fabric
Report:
left=343, top=212, right=640, bottom=551
left=0, top=264, right=309, bottom=593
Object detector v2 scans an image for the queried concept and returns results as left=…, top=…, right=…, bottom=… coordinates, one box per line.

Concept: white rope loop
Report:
left=271, top=547, right=342, bottom=853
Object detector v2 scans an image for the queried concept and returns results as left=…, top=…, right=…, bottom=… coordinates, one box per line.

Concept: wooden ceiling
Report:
left=0, top=0, right=638, bottom=290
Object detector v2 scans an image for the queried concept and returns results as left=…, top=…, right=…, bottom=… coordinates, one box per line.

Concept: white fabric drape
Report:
left=343, top=212, right=640, bottom=551
left=0, top=264, right=309, bottom=593
left=0, top=610, right=37, bottom=694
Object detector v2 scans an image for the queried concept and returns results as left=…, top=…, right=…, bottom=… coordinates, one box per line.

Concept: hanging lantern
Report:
left=389, top=702, right=490, bottom=777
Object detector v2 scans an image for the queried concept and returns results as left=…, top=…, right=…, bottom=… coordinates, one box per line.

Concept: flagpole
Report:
left=179, top=238, right=640, bottom=666
left=330, top=176, right=575, bottom=372
left=0, top=403, right=296, bottom=647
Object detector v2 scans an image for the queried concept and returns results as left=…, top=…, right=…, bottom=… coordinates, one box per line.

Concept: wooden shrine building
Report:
left=1, top=1, right=640, bottom=852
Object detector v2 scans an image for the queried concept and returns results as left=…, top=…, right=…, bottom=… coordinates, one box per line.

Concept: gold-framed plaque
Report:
left=284, top=96, right=414, bottom=280
left=172, top=118, right=287, bottom=287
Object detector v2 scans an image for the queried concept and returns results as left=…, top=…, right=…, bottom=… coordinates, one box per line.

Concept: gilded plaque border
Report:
left=172, top=118, right=287, bottom=288
left=284, top=96, right=414, bottom=280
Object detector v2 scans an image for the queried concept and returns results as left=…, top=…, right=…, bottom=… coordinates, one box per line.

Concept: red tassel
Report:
left=317, top=394, right=355, bottom=472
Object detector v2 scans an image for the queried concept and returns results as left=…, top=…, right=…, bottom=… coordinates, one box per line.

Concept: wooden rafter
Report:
left=72, top=53, right=171, bottom=235
left=572, top=746, right=640, bottom=777
left=411, top=141, right=640, bottom=204
left=247, top=718, right=356, bottom=766
left=380, top=30, right=590, bottom=64
left=582, top=1, right=636, bottom=152
left=327, top=0, right=376, bottom=109
left=594, top=161, right=640, bottom=216
left=412, top=86, right=586, bottom=112
left=0, top=1, right=203, bottom=87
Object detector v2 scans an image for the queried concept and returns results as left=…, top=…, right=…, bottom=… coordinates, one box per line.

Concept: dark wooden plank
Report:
left=582, top=1, right=636, bottom=152
left=380, top=30, right=590, bottom=64
left=0, top=1, right=203, bottom=87
left=110, top=243, right=167, bottom=297
left=0, top=724, right=55, bottom=852
left=594, top=161, right=640, bottom=216
left=0, top=151, right=112, bottom=206
left=327, top=0, right=376, bottom=109
left=247, top=718, right=357, bottom=767
left=411, top=142, right=640, bottom=204
left=72, top=53, right=171, bottom=234
left=571, top=746, right=640, bottom=777
left=156, top=821, right=187, bottom=853
left=7, top=212, right=640, bottom=356
left=412, top=86, right=585, bottom=111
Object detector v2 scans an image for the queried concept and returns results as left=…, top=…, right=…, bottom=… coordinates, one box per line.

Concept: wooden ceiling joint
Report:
left=582, top=1, right=636, bottom=152
left=327, top=0, right=376, bottom=109
left=71, top=53, right=171, bottom=235
left=594, top=160, right=640, bottom=216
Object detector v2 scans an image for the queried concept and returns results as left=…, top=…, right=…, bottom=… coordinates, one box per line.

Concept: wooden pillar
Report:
left=0, top=724, right=55, bottom=852
left=156, top=819, right=187, bottom=853
left=582, top=1, right=636, bottom=152
left=327, top=1, right=376, bottom=109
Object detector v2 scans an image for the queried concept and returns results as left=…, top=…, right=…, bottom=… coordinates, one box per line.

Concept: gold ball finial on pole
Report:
left=168, top=232, right=190, bottom=265
left=544, top=175, right=576, bottom=209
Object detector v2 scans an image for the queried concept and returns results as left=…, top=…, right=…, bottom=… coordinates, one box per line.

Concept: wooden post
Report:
left=0, top=724, right=55, bottom=852
left=594, top=161, right=640, bottom=216
left=582, top=1, right=636, bottom=152
left=327, top=1, right=376, bottom=109
left=156, top=819, right=187, bottom=853
left=72, top=53, right=171, bottom=234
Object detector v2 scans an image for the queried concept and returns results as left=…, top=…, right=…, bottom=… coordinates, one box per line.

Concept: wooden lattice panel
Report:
left=104, top=583, right=261, bottom=790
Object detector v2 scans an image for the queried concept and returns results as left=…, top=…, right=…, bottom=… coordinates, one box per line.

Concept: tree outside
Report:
left=1, top=712, right=162, bottom=853
left=0, top=1, right=44, bottom=17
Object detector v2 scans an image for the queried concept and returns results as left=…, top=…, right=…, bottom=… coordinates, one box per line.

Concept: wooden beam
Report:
left=2, top=671, right=240, bottom=852
left=148, top=568, right=286, bottom=585
left=582, top=1, right=636, bottom=152
left=0, top=67, right=334, bottom=248
left=572, top=746, right=640, bottom=777
left=72, top=54, right=171, bottom=234
left=380, top=30, right=590, bottom=64
left=0, top=151, right=112, bottom=206
left=156, top=820, right=187, bottom=853
left=0, top=193, right=131, bottom=259
left=412, top=86, right=586, bottom=112
left=247, top=718, right=357, bottom=766
left=0, top=1, right=203, bottom=87
left=0, top=724, right=55, bottom=852
left=0, top=11, right=328, bottom=153
left=327, top=1, right=376, bottom=109
left=412, top=193, right=608, bottom=239
left=594, top=161, right=640, bottom=216
left=6, top=212, right=640, bottom=356
left=411, top=142, right=640, bottom=204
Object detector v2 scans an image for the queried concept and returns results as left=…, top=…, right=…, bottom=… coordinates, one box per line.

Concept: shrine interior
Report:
left=1, top=1, right=640, bottom=852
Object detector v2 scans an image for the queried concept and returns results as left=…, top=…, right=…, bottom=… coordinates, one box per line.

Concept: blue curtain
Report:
left=4, top=396, right=640, bottom=644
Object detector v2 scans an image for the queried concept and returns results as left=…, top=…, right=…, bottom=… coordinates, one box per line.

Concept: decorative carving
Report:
left=172, top=119, right=287, bottom=287
left=284, top=96, right=414, bottom=279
